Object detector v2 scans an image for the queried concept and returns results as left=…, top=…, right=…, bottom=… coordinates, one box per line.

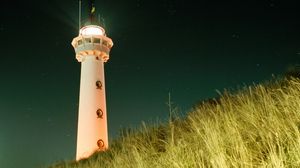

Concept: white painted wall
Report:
left=76, top=55, right=108, bottom=160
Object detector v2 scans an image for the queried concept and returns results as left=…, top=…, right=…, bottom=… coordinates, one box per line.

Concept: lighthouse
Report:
left=71, top=1, right=113, bottom=160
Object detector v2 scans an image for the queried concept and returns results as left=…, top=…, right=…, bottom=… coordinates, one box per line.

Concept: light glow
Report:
left=80, top=25, right=105, bottom=36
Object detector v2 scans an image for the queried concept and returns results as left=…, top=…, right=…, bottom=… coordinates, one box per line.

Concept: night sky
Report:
left=0, top=0, right=299, bottom=167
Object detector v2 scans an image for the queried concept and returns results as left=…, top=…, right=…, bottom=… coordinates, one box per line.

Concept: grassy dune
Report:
left=51, top=78, right=300, bottom=168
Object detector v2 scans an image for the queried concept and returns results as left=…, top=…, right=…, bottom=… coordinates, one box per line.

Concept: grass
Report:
left=50, top=77, right=300, bottom=168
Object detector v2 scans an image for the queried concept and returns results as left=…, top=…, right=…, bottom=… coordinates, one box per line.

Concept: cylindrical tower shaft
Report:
left=76, top=55, right=108, bottom=160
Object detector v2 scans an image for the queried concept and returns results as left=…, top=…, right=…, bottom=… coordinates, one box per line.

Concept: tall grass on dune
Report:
left=51, top=78, right=300, bottom=168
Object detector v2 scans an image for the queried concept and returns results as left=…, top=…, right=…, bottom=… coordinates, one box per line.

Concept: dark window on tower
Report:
left=84, top=38, right=92, bottom=43
left=96, top=80, right=102, bottom=89
left=94, top=38, right=101, bottom=44
left=102, top=40, right=108, bottom=46
left=97, top=139, right=105, bottom=149
left=78, top=40, right=83, bottom=46
left=96, top=109, right=103, bottom=119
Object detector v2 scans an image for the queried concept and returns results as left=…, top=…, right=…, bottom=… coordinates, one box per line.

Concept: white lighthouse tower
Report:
left=71, top=1, right=113, bottom=160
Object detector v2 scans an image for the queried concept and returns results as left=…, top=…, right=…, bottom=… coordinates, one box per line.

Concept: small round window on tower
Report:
left=96, top=80, right=102, bottom=89
left=97, top=139, right=105, bottom=149
left=96, top=109, right=103, bottom=118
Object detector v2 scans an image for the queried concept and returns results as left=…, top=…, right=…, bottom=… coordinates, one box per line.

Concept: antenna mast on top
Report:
left=79, top=0, right=82, bottom=30
left=89, top=0, right=96, bottom=23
